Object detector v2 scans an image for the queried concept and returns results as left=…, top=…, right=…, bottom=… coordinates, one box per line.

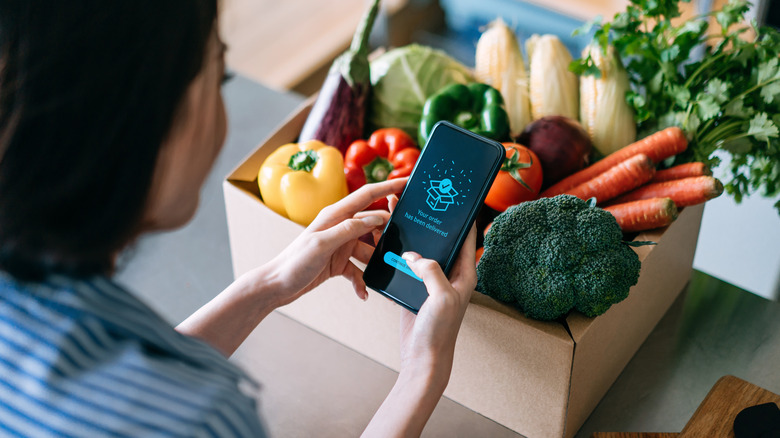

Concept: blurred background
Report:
left=218, top=0, right=776, bottom=95
left=217, top=0, right=780, bottom=300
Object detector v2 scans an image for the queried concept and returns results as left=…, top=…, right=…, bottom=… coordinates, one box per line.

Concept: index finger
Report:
left=310, top=178, right=408, bottom=229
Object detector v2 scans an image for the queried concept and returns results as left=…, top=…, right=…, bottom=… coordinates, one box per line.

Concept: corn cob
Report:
left=526, top=34, right=578, bottom=121
left=475, top=19, right=531, bottom=137
left=580, top=44, right=637, bottom=155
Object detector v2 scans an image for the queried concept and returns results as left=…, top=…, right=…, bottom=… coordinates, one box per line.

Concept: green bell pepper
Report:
left=418, top=82, right=511, bottom=147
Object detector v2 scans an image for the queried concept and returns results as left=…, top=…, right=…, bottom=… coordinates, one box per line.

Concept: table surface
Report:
left=116, top=75, right=780, bottom=437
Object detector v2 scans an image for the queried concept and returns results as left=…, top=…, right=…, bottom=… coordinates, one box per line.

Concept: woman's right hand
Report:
left=389, top=195, right=477, bottom=386
left=398, top=226, right=477, bottom=384
left=362, top=195, right=477, bottom=437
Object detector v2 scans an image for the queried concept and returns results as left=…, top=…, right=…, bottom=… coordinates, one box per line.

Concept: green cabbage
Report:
left=369, top=44, right=473, bottom=141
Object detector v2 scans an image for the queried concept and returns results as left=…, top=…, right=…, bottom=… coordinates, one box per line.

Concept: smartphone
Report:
left=363, top=121, right=504, bottom=313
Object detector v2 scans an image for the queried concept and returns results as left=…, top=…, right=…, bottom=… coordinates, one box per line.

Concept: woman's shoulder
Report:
left=0, top=272, right=267, bottom=437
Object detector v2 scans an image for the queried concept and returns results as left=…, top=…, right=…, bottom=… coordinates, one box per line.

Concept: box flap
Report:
left=226, top=95, right=317, bottom=184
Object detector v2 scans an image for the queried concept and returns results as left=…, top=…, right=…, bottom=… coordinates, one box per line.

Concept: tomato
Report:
left=485, top=143, right=543, bottom=212
left=483, top=221, right=493, bottom=238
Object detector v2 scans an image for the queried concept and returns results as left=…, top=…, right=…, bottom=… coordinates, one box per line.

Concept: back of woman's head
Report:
left=0, top=1, right=217, bottom=280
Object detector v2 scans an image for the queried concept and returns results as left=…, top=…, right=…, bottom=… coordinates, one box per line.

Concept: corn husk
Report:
left=579, top=44, right=637, bottom=156
left=580, top=45, right=636, bottom=155
left=526, top=34, right=578, bottom=120
left=475, top=19, right=531, bottom=136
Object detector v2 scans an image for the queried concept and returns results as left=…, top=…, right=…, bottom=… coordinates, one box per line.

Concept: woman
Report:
left=0, top=1, right=477, bottom=437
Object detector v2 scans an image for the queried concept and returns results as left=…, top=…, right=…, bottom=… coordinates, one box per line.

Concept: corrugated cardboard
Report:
left=224, top=100, right=704, bottom=438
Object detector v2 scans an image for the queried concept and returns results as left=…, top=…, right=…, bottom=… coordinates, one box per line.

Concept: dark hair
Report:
left=0, top=1, right=218, bottom=280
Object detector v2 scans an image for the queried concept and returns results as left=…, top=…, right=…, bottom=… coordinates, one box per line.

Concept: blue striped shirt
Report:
left=0, top=272, right=268, bottom=437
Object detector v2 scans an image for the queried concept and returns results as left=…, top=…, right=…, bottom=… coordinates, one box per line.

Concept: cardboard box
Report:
left=224, top=100, right=704, bottom=438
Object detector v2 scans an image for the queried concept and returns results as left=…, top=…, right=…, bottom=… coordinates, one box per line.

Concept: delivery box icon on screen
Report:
left=426, top=178, right=458, bottom=212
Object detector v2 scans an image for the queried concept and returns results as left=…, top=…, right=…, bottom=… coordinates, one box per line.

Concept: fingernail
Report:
left=361, top=215, right=383, bottom=227
left=401, top=252, right=420, bottom=262
left=361, top=291, right=369, bottom=301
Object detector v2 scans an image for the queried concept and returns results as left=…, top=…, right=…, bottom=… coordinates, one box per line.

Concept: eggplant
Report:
left=298, top=0, right=380, bottom=154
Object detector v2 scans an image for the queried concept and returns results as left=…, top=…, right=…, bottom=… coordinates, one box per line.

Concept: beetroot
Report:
left=517, top=116, right=592, bottom=188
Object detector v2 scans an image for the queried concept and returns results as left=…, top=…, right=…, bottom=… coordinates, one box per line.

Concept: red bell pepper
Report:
left=344, top=128, right=420, bottom=210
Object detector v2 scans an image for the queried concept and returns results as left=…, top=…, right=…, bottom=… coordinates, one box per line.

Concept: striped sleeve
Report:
left=0, top=274, right=267, bottom=437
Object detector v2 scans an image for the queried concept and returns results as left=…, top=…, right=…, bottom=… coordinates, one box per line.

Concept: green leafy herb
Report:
left=572, top=0, right=780, bottom=212
left=748, top=112, right=779, bottom=142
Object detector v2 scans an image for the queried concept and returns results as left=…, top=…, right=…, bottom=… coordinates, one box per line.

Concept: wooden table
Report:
left=592, top=376, right=780, bottom=437
left=218, top=0, right=431, bottom=95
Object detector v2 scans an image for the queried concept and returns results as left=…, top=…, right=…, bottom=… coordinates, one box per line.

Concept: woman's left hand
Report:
left=177, top=178, right=405, bottom=357
left=264, top=177, right=407, bottom=307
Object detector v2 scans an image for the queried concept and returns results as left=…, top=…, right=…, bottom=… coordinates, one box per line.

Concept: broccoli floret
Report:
left=573, top=247, right=640, bottom=317
left=517, top=268, right=575, bottom=321
left=476, top=195, right=642, bottom=321
left=576, top=207, right=624, bottom=253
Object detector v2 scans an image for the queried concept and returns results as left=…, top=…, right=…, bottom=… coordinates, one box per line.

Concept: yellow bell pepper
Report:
left=258, top=140, right=348, bottom=225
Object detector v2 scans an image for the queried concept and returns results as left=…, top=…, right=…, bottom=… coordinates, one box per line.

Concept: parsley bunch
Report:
left=572, top=0, right=780, bottom=212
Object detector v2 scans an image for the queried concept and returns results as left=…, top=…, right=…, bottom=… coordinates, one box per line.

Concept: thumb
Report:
left=401, top=252, right=451, bottom=298
left=315, top=215, right=384, bottom=252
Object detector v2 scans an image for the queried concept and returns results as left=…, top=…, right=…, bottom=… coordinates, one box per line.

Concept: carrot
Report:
left=651, top=162, right=711, bottom=183
left=564, top=154, right=655, bottom=203
left=542, top=126, right=687, bottom=197
left=603, top=198, right=678, bottom=232
left=608, top=175, right=724, bottom=207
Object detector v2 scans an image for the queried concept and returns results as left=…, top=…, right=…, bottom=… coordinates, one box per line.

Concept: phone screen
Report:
left=363, top=122, right=503, bottom=312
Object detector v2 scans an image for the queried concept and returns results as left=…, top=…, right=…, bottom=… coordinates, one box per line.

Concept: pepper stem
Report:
left=455, top=112, right=477, bottom=129
left=288, top=150, right=319, bottom=172
left=364, top=156, right=394, bottom=184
